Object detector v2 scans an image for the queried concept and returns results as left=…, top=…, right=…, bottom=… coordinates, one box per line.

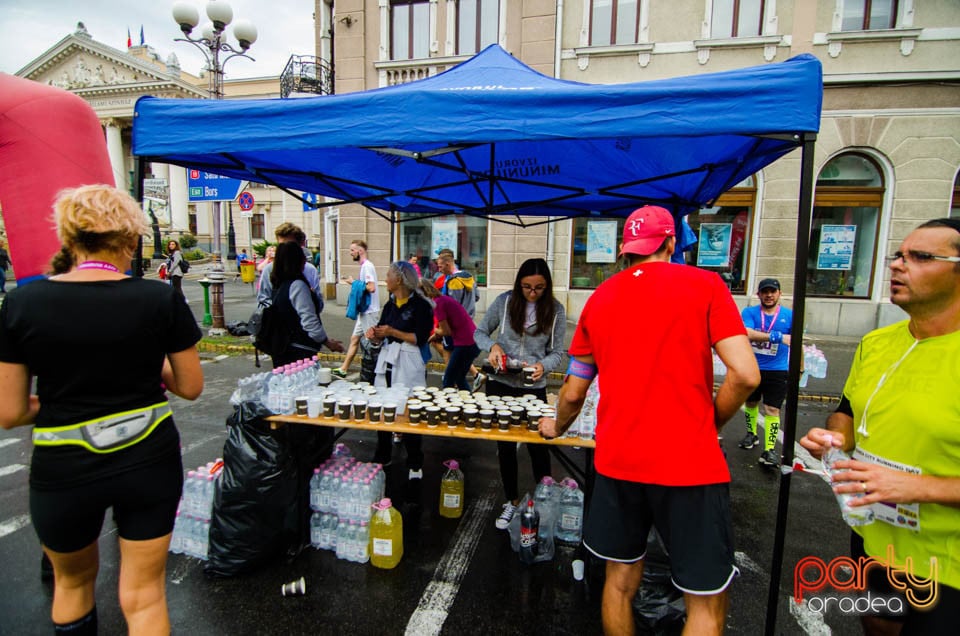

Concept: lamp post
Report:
left=171, top=0, right=257, bottom=334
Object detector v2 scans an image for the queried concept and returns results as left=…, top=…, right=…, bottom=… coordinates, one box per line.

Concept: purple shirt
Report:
left=433, top=295, right=476, bottom=347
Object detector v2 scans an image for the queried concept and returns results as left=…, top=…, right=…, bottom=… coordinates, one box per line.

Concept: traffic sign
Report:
left=187, top=169, right=246, bottom=202
left=302, top=192, right=320, bottom=212
left=238, top=191, right=255, bottom=211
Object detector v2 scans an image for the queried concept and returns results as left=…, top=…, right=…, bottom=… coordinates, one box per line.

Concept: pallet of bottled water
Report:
left=799, top=344, right=828, bottom=387
left=308, top=444, right=387, bottom=564
left=170, top=459, right=223, bottom=560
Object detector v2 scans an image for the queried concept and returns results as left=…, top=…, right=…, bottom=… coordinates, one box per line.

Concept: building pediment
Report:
left=17, top=25, right=207, bottom=102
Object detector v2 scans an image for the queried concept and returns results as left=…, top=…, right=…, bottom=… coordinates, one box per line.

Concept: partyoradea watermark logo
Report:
left=793, top=545, right=938, bottom=616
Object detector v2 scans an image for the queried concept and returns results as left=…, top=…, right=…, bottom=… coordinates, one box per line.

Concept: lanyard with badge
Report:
left=752, top=306, right=781, bottom=356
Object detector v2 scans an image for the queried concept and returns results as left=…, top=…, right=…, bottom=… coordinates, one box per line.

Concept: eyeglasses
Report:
left=885, top=250, right=960, bottom=265
left=521, top=284, right=547, bottom=293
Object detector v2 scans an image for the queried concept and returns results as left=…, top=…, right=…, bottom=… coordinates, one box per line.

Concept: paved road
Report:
left=0, top=275, right=865, bottom=635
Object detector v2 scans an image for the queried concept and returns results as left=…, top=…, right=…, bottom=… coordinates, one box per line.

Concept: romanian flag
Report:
left=126, top=27, right=131, bottom=48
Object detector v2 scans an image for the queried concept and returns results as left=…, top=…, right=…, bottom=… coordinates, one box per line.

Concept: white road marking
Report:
left=404, top=483, right=498, bottom=636
left=734, top=551, right=764, bottom=576
left=0, top=464, right=27, bottom=478
left=0, top=438, right=21, bottom=449
left=200, top=354, right=231, bottom=365
left=789, top=594, right=832, bottom=635
left=181, top=433, right=222, bottom=457
left=0, top=514, right=31, bottom=539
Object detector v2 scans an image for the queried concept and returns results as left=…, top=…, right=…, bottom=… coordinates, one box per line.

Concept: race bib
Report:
left=852, top=447, right=922, bottom=531
left=752, top=341, right=779, bottom=356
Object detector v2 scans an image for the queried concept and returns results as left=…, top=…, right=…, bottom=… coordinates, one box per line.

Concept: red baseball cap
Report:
left=620, top=206, right=676, bottom=256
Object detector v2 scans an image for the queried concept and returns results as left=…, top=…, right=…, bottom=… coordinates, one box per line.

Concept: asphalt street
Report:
left=0, top=271, right=866, bottom=635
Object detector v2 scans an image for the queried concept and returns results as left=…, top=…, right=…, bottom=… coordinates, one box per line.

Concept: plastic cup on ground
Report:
left=281, top=576, right=306, bottom=596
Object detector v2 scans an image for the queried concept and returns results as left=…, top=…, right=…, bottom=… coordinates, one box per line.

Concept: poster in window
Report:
left=816, top=224, right=856, bottom=270
left=431, top=219, right=458, bottom=259
left=696, top=223, right=732, bottom=267
left=586, top=221, right=617, bottom=263
left=143, top=178, right=170, bottom=226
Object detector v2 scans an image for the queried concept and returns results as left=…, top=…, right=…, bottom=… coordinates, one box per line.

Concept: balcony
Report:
left=374, top=54, right=470, bottom=87
left=280, top=55, right=334, bottom=98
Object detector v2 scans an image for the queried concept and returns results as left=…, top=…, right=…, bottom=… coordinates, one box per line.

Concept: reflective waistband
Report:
left=33, top=402, right=172, bottom=454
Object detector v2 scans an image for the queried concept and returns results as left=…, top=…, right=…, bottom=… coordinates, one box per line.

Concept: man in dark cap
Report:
left=738, top=277, right=793, bottom=467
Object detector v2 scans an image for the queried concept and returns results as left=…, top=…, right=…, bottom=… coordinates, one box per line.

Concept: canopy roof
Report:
left=133, top=45, right=822, bottom=222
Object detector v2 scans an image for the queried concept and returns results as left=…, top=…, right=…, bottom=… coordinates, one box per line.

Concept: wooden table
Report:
left=266, top=413, right=595, bottom=483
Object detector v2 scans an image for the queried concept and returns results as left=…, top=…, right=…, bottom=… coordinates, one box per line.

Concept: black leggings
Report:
left=30, top=452, right=184, bottom=553
left=486, top=380, right=552, bottom=501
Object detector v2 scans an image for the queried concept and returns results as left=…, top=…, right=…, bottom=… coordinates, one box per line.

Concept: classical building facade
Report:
left=6, top=3, right=959, bottom=335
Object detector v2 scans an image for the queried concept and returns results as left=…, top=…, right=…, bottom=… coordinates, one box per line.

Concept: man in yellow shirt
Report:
left=801, top=218, right=960, bottom=635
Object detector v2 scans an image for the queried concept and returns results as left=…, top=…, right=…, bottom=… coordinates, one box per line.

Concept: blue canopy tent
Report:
left=133, top=45, right=822, bottom=633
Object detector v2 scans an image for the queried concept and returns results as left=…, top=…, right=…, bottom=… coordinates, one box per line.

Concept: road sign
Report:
left=238, top=191, right=255, bottom=211
left=302, top=192, right=320, bottom=212
left=187, top=169, right=246, bottom=202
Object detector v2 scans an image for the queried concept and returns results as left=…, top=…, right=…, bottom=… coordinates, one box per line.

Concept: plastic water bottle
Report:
left=266, top=369, right=283, bottom=413
left=200, top=474, right=216, bottom=520
left=519, top=500, right=540, bottom=565
left=439, top=460, right=465, bottom=518
left=199, top=520, right=211, bottom=560
left=556, top=480, right=585, bottom=543
left=170, top=512, right=185, bottom=554
left=183, top=470, right=199, bottom=517
left=318, top=470, right=333, bottom=513
left=356, top=521, right=370, bottom=564
left=370, top=498, right=403, bottom=569
left=822, top=439, right=874, bottom=527
left=310, top=511, right=324, bottom=549
left=309, top=469, right=323, bottom=512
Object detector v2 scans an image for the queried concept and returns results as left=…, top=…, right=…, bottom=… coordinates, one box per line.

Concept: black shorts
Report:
left=746, top=370, right=789, bottom=409
left=30, top=452, right=184, bottom=553
left=583, top=473, right=737, bottom=594
left=850, top=532, right=960, bottom=632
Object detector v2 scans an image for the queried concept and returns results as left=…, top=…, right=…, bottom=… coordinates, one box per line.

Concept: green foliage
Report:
left=179, top=233, right=198, bottom=249
left=252, top=241, right=274, bottom=258
left=183, top=248, right=205, bottom=261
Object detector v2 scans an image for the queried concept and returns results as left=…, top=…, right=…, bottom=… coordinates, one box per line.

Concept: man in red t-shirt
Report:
left=540, top=206, right=759, bottom=635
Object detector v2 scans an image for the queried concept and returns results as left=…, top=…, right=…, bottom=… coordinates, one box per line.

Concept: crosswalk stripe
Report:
left=0, top=438, right=21, bottom=449
left=0, top=514, right=31, bottom=539
left=0, top=464, right=27, bottom=478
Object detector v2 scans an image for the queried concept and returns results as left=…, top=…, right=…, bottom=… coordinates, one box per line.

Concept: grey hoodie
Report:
left=474, top=291, right=566, bottom=390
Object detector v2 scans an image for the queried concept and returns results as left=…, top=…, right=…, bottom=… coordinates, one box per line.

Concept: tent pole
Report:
left=764, top=132, right=817, bottom=635
left=133, top=156, right=146, bottom=278
left=390, top=208, right=396, bottom=264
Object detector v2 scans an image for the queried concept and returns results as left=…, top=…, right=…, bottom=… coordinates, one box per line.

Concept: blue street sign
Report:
left=302, top=192, right=320, bottom=212
left=187, top=169, right=246, bottom=202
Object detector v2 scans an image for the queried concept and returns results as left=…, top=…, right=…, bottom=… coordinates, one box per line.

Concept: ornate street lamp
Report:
left=171, top=0, right=257, bottom=333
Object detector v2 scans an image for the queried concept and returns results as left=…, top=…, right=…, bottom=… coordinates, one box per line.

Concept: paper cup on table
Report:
left=497, top=410, right=512, bottom=431
left=509, top=406, right=524, bottom=428
left=382, top=403, right=397, bottom=424
left=527, top=410, right=542, bottom=431
left=337, top=399, right=352, bottom=421
left=352, top=400, right=368, bottom=421
left=446, top=406, right=461, bottom=428
left=479, top=409, right=494, bottom=430
left=408, top=403, right=423, bottom=424
left=463, top=408, right=479, bottom=430
left=295, top=397, right=309, bottom=416
left=367, top=402, right=382, bottom=423
left=426, top=406, right=441, bottom=427
left=322, top=397, right=337, bottom=418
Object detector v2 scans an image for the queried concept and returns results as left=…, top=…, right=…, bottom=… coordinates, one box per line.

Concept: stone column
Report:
left=168, top=165, right=190, bottom=234
left=103, top=119, right=126, bottom=191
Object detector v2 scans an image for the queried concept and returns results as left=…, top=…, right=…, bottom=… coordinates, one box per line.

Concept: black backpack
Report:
left=180, top=258, right=191, bottom=273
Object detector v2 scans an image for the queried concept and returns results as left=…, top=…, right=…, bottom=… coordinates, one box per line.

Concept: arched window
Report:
left=809, top=153, right=885, bottom=298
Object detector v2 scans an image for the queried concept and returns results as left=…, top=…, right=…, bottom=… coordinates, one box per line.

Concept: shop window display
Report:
left=398, top=214, right=487, bottom=283
left=809, top=154, right=884, bottom=298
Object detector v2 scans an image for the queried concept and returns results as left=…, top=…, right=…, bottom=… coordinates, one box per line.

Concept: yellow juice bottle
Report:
left=439, top=459, right=465, bottom=518
left=369, top=498, right=403, bottom=569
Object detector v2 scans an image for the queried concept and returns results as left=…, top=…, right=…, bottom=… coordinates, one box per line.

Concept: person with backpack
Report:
left=165, top=240, right=187, bottom=300
left=261, top=242, right=343, bottom=368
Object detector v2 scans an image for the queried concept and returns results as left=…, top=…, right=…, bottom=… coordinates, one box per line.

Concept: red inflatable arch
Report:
left=0, top=73, right=114, bottom=284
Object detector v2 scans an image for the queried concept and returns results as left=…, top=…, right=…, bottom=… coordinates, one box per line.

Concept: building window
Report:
left=457, top=0, right=498, bottom=55
left=711, top=0, right=764, bottom=38
left=251, top=213, right=265, bottom=241
left=188, top=211, right=197, bottom=236
left=685, top=180, right=757, bottom=295
left=841, top=0, right=898, bottom=31
left=590, top=0, right=639, bottom=47
left=809, top=153, right=885, bottom=298
left=391, top=0, right=431, bottom=60
left=398, top=214, right=488, bottom=284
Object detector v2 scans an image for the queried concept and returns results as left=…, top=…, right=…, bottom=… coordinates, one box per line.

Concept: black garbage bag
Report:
left=632, top=528, right=686, bottom=633
left=226, top=320, right=251, bottom=336
left=359, top=336, right=380, bottom=384
left=204, top=401, right=299, bottom=578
